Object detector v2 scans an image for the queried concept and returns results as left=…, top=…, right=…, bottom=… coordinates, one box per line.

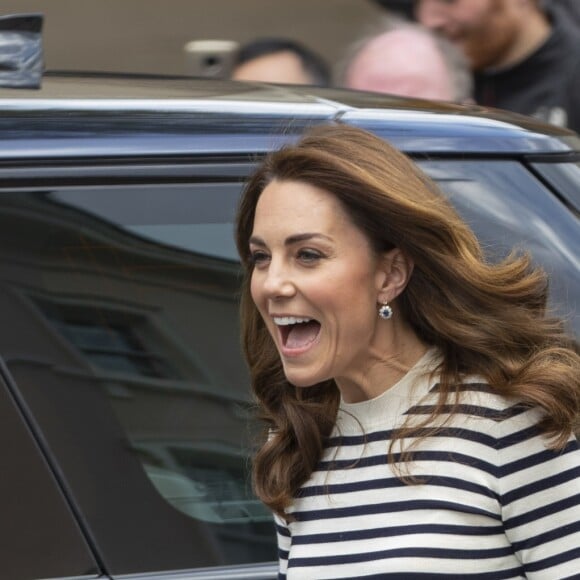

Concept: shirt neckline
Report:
left=336, top=347, right=440, bottom=431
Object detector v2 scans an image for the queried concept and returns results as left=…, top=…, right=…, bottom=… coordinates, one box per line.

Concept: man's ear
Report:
left=376, top=248, right=414, bottom=303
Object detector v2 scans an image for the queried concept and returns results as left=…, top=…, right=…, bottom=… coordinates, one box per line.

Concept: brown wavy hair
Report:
left=235, top=124, right=580, bottom=519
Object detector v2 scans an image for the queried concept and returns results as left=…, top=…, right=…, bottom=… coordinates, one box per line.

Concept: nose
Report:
left=261, top=259, right=296, bottom=300
left=415, top=0, right=448, bottom=32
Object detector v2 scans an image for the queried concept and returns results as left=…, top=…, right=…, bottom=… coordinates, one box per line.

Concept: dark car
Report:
left=0, top=67, right=578, bottom=580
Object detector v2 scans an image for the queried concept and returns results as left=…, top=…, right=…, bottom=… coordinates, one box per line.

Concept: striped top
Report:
left=275, top=349, right=580, bottom=579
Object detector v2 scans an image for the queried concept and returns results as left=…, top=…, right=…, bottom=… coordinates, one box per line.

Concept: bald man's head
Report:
left=342, top=24, right=472, bottom=102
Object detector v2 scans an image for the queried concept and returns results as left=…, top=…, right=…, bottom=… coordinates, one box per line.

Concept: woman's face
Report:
left=249, top=179, right=390, bottom=388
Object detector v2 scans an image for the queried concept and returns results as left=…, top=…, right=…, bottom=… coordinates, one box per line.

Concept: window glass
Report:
left=418, top=160, right=579, bottom=337
left=50, top=184, right=241, bottom=259
left=1, top=160, right=577, bottom=576
left=0, top=179, right=276, bottom=575
left=531, top=160, right=580, bottom=213
left=39, top=302, right=181, bottom=379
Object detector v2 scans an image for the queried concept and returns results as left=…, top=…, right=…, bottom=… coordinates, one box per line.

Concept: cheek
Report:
left=249, top=272, right=262, bottom=306
left=329, top=275, right=378, bottom=324
left=454, top=0, right=488, bottom=30
left=249, top=274, right=270, bottom=323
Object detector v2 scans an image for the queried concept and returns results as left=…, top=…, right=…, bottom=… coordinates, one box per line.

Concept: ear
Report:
left=375, top=248, right=414, bottom=303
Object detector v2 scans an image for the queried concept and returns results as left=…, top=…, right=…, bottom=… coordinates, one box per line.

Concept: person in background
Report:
left=414, top=0, right=580, bottom=132
left=231, top=38, right=330, bottom=86
left=339, top=18, right=472, bottom=102
left=235, top=124, right=580, bottom=579
left=548, top=0, right=580, bottom=29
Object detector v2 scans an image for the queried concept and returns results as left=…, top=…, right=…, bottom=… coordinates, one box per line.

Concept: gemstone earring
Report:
left=378, top=302, right=393, bottom=320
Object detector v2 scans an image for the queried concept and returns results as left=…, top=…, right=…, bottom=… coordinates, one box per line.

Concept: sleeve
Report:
left=273, top=513, right=291, bottom=580
left=498, top=408, right=580, bottom=579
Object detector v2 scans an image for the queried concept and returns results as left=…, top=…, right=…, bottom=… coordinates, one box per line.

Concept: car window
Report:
left=0, top=177, right=276, bottom=576
left=531, top=160, right=580, bottom=213
left=0, top=157, right=577, bottom=578
left=418, top=159, right=579, bottom=337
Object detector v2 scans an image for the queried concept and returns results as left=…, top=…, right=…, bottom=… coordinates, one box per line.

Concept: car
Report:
left=0, top=25, right=579, bottom=580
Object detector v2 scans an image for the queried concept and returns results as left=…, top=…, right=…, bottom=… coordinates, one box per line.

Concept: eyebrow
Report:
left=249, top=233, right=333, bottom=247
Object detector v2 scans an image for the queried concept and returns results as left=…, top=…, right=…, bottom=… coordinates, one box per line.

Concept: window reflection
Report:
left=420, top=160, right=579, bottom=337
left=1, top=161, right=576, bottom=573
left=40, top=302, right=180, bottom=379
left=532, top=161, right=580, bottom=213
left=0, top=184, right=276, bottom=573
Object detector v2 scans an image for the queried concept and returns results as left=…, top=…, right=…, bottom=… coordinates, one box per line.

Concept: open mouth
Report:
left=273, top=316, right=321, bottom=350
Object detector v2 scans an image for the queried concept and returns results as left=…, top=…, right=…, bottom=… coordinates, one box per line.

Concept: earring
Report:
left=378, top=302, right=393, bottom=320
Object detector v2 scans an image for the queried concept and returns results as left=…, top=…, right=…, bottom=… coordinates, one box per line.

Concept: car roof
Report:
left=1, top=72, right=579, bottom=159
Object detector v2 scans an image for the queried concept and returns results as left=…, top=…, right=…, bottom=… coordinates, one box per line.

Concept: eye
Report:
left=297, top=248, right=324, bottom=264
left=249, top=250, right=270, bottom=267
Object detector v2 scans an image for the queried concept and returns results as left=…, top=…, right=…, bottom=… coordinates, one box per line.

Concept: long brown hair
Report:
left=235, top=124, right=580, bottom=519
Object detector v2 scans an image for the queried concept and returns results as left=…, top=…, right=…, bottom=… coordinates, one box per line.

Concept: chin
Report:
left=286, top=375, right=319, bottom=388
left=283, top=367, right=326, bottom=389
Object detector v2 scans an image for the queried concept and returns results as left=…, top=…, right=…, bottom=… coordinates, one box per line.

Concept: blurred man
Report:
left=340, top=20, right=472, bottom=102
left=415, top=0, right=580, bottom=131
left=232, top=38, right=330, bottom=86
left=549, top=0, right=580, bottom=29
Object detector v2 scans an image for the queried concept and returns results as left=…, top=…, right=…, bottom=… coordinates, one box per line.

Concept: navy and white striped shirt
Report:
left=276, top=350, right=580, bottom=579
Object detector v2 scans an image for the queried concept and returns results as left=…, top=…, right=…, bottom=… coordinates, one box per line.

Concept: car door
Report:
left=0, top=158, right=278, bottom=579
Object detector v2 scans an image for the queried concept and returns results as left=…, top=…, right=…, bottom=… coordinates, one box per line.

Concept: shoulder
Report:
left=415, top=379, right=526, bottom=422
left=424, top=379, right=578, bottom=454
left=550, top=2, right=580, bottom=36
left=413, top=379, right=551, bottom=442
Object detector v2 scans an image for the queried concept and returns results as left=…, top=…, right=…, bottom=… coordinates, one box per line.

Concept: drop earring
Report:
left=378, top=302, right=393, bottom=320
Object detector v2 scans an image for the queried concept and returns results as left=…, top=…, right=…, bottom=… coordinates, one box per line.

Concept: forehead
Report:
left=460, top=0, right=509, bottom=15
left=252, top=179, right=357, bottom=237
left=352, top=31, right=451, bottom=86
left=255, top=179, right=343, bottom=219
left=419, top=0, right=500, bottom=14
left=233, top=51, right=309, bottom=84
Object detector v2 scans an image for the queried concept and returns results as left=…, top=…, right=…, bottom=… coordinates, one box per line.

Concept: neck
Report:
left=495, top=7, right=551, bottom=69
left=336, top=322, right=429, bottom=403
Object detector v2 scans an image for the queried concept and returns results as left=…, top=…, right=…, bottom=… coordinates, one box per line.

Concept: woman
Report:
left=235, top=124, right=580, bottom=579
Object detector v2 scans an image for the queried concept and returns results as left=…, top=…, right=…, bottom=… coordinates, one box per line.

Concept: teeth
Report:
left=273, top=316, right=312, bottom=326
